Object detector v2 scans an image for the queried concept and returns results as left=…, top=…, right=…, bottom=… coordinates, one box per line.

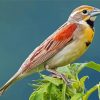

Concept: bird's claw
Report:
left=46, top=68, right=72, bottom=86
left=53, top=73, right=72, bottom=86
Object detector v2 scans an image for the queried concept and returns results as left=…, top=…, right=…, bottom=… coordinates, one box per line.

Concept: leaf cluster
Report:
left=29, top=62, right=100, bottom=100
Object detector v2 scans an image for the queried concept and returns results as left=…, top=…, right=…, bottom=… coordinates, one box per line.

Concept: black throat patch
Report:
left=85, top=41, right=91, bottom=47
left=86, top=19, right=94, bottom=29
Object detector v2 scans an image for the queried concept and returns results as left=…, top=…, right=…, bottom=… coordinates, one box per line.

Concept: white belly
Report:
left=47, top=38, right=87, bottom=68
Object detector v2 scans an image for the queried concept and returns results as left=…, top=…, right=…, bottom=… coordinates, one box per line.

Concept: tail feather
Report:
left=0, top=72, right=20, bottom=95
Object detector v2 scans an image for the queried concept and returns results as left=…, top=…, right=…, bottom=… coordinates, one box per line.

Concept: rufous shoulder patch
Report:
left=54, top=23, right=77, bottom=41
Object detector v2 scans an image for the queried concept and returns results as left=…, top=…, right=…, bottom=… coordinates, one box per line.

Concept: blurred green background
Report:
left=0, top=0, right=100, bottom=100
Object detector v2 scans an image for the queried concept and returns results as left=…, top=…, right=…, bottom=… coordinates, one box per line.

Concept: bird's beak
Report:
left=90, top=7, right=100, bottom=16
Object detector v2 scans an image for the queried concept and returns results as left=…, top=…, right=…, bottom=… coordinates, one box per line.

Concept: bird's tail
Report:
left=0, top=72, right=20, bottom=95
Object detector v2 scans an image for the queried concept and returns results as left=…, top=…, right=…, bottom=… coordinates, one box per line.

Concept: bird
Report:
left=0, top=5, right=100, bottom=95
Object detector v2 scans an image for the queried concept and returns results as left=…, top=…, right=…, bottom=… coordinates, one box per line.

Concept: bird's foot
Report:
left=46, top=68, right=72, bottom=86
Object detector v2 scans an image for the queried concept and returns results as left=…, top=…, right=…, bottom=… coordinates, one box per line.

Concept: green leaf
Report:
left=72, top=81, right=80, bottom=90
left=61, top=83, right=66, bottom=100
left=49, top=84, right=62, bottom=100
left=74, top=76, right=88, bottom=93
left=83, top=84, right=99, bottom=100
left=98, top=82, right=100, bottom=99
left=29, top=83, right=50, bottom=100
left=71, top=93, right=83, bottom=100
left=41, top=75, right=63, bottom=86
left=66, top=86, right=76, bottom=97
left=86, top=61, right=100, bottom=72
left=80, top=76, right=88, bottom=87
left=56, top=64, right=71, bottom=74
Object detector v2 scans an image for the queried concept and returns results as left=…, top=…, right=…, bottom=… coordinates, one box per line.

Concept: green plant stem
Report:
left=83, top=84, right=100, bottom=100
left=77, top=63, right=87, bottom=74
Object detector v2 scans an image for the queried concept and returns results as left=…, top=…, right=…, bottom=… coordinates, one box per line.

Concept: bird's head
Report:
left=69, top=5, right=100, bottom=28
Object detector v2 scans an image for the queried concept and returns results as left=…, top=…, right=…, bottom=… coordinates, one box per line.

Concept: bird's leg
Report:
left=45, top=65, right=72, bottom=86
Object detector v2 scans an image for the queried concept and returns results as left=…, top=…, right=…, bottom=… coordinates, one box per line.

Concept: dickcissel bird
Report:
left=0, top=5, right=100, bottom=95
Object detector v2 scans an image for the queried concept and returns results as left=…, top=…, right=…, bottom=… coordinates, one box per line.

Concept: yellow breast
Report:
left=83, top=26, right=94, bottom=43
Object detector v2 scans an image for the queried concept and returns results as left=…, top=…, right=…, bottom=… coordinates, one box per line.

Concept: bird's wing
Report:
left=22, top=23, right=77, bottom=72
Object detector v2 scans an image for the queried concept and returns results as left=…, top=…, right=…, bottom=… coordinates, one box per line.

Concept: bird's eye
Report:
left=82, top=10, right=88, bottom=14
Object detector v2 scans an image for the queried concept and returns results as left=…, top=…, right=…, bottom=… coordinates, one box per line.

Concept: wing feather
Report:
left=21, top=23, right=77, bottom=72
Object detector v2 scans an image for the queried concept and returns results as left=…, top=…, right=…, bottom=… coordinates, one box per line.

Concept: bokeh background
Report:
left=0, top=0, right=100, bottom=100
